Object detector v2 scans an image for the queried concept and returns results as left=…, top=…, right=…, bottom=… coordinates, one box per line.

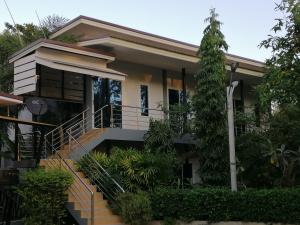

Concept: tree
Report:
left=192, top=8, right=229, bottom=185
left=41, top=14, right=69, bottom=34
left=258, top=0, right=300, bottom=109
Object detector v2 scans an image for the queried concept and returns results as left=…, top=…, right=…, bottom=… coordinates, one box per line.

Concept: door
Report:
left=93, top=78, right=122, bottom=128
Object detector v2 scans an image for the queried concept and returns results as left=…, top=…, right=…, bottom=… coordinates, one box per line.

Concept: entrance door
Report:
left=93, top=78, right=122, bottom=128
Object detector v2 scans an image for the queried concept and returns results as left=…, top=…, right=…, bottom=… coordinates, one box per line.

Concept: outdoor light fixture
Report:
left=227, top=62, right=239, bottom=192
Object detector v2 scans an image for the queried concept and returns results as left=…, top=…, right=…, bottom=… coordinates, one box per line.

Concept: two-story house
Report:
left=9, top=15, right=265, bottom=184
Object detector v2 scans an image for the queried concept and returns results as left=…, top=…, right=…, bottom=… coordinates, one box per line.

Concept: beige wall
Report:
left=108, top=60, right=257, bottom=130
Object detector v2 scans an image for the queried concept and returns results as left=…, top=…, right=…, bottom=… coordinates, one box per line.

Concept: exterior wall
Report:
left=109, top=60, right=196, bottom=129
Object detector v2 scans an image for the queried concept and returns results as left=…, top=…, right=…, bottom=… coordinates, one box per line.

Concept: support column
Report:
left=239, top=79, right=244, bottom=112
left=181, top=68, right=187, bottom=104
left=14, top=122, right=18, bottom=161
left=162, top=69, right=168, bottom=111
left=182, top=68, right=187, bottom=130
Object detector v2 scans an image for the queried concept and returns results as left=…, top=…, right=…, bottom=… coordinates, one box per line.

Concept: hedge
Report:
left=150, top=188, right=300, bottom=224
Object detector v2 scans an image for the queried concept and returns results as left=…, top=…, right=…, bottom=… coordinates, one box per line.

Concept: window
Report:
left=168, top=89, right=184, bottom=106
left=233, top=99, right=245, bottom=136
left=140, top=85, right=149, bottom=116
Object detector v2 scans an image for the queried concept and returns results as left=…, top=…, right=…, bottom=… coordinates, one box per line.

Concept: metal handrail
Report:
left=68, top=132, right=125, bottom=192
left=67, top=132, right=125, bottom=198
left=43, top=144, right=94, bottom=225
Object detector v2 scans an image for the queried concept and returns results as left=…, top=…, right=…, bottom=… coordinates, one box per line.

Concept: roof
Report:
left=0, top=92, right=23, bottom=106
left=9, top=39, right=115, bottom=63
left=50, top=15, right=265, bottom=66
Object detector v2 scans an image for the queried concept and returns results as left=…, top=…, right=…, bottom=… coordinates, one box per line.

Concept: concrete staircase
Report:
left=40, top=158, right=123, bottom=225
left=50, top=128, right=106, bottom=159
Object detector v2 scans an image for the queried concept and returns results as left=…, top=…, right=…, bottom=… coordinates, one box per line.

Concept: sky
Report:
left=0, top=0, right=282, bottom=62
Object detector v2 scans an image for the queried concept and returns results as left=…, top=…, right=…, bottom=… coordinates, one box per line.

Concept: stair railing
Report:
left=43, top=105, right=110, bottom=158
left=67, top=132, right=125, bottom=203
left=43, top=108, right=90, bottom=158
left=43, top=144, right=95, bottom=225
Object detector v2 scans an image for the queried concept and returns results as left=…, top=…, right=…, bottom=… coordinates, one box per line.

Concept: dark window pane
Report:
left=64, top=72, right=84, bottom=101
left=140, top=85, right=149, bottom=116
left=40, top=66, right=62, bottom=98
left=168, top=89, right=179, bottom=106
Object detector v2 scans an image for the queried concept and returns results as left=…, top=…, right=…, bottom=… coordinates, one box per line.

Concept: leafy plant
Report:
left=192, top=8, right=229, bottom=186
left=116, top=192, right=152, bottom=225
left=144, top=119, right=176, bottom=154
left=17, top=168, right=73, bottom=225
left=77, top=148, right=176, bottom=192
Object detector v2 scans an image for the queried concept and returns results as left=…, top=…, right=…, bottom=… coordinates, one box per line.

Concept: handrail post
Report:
left=91, top=193, right=94, bottom=225
left=68, top=129, right=71, bottom=153
left=101, top=109, right=103, bottom=129
left=136, top=107, right=139, bottom=130
left=82, top=112, right=86, bottom=134
left=110, top=104, right=113, bottom=128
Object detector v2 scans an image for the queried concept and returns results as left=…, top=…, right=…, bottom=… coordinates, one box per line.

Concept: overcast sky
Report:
left=0, top=0, right=282, bottom=62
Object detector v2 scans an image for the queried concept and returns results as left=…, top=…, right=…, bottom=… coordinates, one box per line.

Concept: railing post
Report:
left=110, top=104, right=113, bottom=128
left=91, top=193, right=94, bottom=225
left=68, top=129, right=71, bottom=153
left=101, top=109, right=103, bottom=129
left=82, top=112, right=86, bottom=134
left=136, top=107, right=139, bottom=130
left=51, top=132, right=54, bottom=154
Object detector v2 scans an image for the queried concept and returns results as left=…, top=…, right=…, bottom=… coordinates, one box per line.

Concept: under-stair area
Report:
left=39, top=158, right=123, bottom=225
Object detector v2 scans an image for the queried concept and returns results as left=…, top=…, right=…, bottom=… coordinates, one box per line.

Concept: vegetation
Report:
left=116, top=192, right=152, bottom=225
left=144, top=119, right=176, bottom=154
left=17, top=168, right=73, bottom=225
left=150, top=187, right=300, bottom=224
left=77, top=147, right=176, bottom=192
left=258, top=0, right=300, bottom=108
left=192, top=8, right=229, bottom=186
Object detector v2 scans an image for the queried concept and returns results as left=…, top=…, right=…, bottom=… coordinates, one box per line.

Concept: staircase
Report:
left=41, top=105, right=125, bottom=225
left=40, top=157, right=123, bottom=225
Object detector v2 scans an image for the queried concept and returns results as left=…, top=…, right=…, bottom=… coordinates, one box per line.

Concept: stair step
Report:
left=41, top=128, right=123, bottom=225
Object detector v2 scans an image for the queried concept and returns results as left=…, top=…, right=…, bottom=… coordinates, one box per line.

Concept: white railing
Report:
left=43, top=104, right=167, bottom=157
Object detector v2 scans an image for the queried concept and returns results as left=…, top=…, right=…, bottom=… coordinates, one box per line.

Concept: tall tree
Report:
left=193, top=8, right=229, bottom=185
left=258, top=0, right=300, bottom=109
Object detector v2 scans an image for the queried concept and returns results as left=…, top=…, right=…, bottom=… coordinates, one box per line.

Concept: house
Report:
left=5, top=15, right=266, bottom=224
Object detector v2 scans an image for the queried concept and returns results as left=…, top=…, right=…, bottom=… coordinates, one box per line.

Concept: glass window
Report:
left=40, top=66, right=62, bottom=98
left=64, top=72, right=84, bottom=101
left=168, top=89, right=179, bottom=106
left=140, top=85, right=149, bottom=116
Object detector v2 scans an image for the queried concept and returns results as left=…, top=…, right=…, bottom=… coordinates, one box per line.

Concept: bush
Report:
left=150, top=187, right=300, bottom=224
left=116, top=192, right=152, bottom=225
left=77, top=147, right=176, bottom=192
left=17, top=168, right=73, bottom=225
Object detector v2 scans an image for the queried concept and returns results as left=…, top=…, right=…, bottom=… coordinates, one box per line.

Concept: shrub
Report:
left=116, top=192, right=152, bottom=225
left=77, top=147, right=176, bottom=192
left=17, top=168, right=73, bottom=225
left=150, top=187, right=300, bottom=224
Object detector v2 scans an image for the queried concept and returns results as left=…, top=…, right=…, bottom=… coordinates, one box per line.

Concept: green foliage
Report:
left=77, top=148, right=176, bottom=192
left=236, top=132, right=280, bottom=187
left=144, top=119, right=176, bottom=153
left=258, top=0, right=300, bottom=108
left=150, top=187, right=300, bottom=224
left=192, top=8, right=228, bottom=185
left=116, top=192, right=152, bottom=225
left=236, top=104, right=300, bottom=187
left=268, top=104, right=300, bottom=151
left=17, top=168, right=73, bottom=225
